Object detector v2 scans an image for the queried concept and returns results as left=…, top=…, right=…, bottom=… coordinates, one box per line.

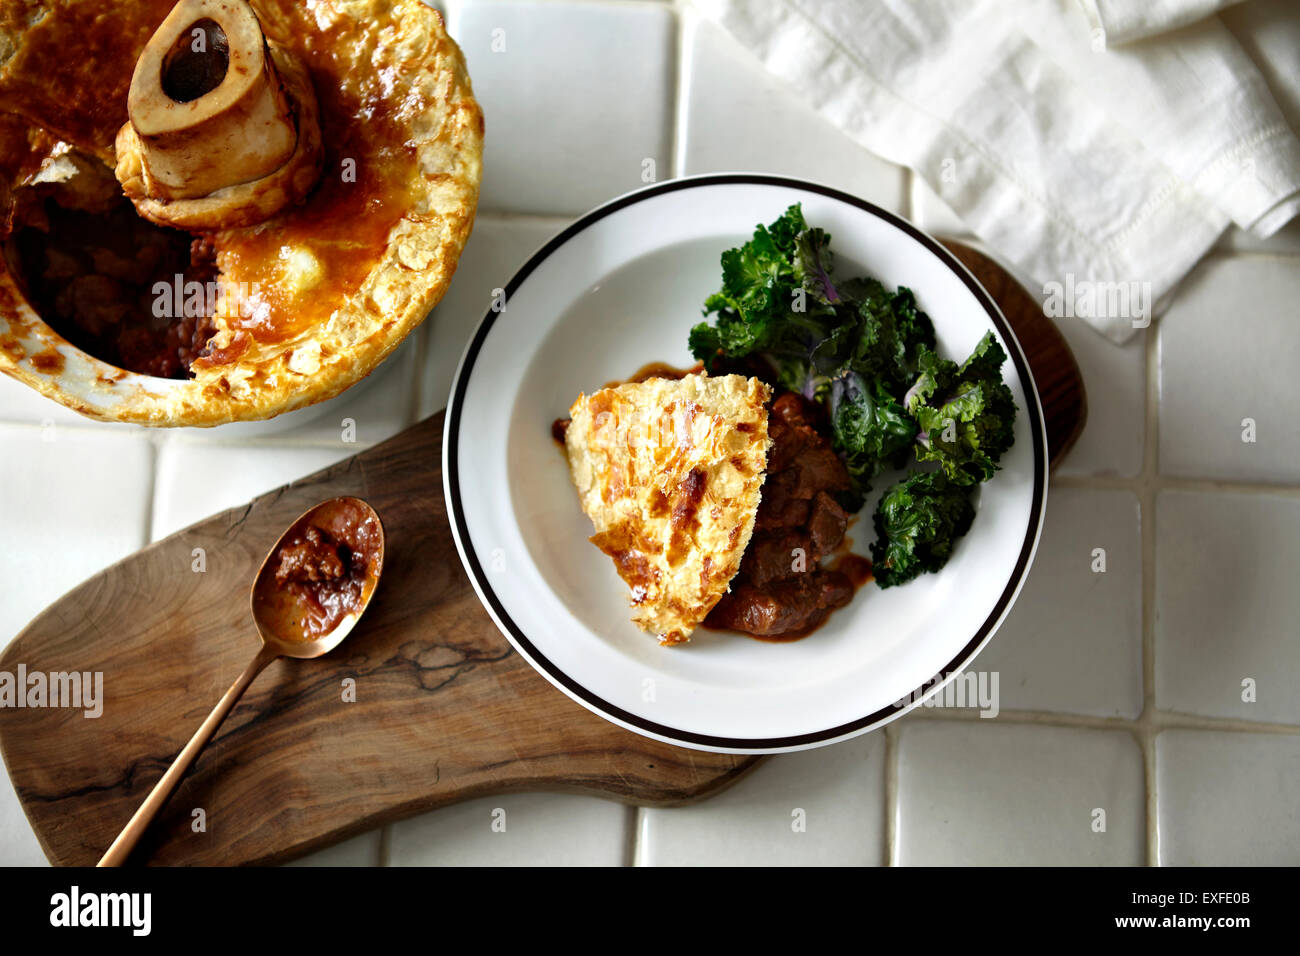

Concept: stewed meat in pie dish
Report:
left=0, top=0, right=482, bottom=425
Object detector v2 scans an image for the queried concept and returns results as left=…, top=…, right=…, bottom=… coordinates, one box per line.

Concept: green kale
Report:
left=690, top=204, right=823, bottom=382
left=870, top=470, right=976, bottom=588
left=841, top=279, right=936, bottom=393
left=691, top=203, right=938, bottom=488
left=902, top=344, right=958, bottom=411
left=829, top=369, right=917, bottom=511
left=689, top=206, right=1019, bottom=591
left=907, top=332, right=1017, bottom=485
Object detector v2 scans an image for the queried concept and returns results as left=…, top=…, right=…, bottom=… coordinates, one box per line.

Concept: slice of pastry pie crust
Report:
left=564, top=373, right=772, bottom=645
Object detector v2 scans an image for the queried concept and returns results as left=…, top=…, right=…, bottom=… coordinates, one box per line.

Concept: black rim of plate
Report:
left=445, top=173, right=1047, bottom=751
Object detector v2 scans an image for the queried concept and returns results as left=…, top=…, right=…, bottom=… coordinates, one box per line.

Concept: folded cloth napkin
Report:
left=693, top=0, right=1300, bottom=343
left=1081, top=0, right=1248, bottom=45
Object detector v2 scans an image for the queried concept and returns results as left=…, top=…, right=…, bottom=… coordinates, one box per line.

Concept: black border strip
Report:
left=445, top=173, right=1047, bottom=751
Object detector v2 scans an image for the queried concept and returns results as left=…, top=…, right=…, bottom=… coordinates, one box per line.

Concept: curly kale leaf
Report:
left=829, top=370, right=917, bottom=510
left=907, top=332, right=1017, bottom=485
left=689, top=204, right=821, bottom=372
left=902, top=344, right=957, bottom=412
left=835, top=280, right=936, bottom=393
left=690, top=204, right=934, bottom=405
left=870, top=470, right=976, bottom=588
left=797, top=225, right=840, bottom=305
left=688, top=206, right=1019, bottom=590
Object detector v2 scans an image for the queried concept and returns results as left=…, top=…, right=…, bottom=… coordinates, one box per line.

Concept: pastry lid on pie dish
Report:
left=0, top=0, right=483, bottom=426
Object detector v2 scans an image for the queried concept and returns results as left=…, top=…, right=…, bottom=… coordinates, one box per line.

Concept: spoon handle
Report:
left=98, top=644, right=280, bottom=866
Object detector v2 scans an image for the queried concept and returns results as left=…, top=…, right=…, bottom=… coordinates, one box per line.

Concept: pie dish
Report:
left=0, top=0, right=483, bottom=426
left=444, top=174, right=1047, bottom=753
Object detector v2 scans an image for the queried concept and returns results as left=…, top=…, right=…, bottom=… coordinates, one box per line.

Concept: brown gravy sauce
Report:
left=601, top=360, right=704, bottom=390
left=255, top=498, right=382, bottom=642
left=551, top=360, right=704, bottom=448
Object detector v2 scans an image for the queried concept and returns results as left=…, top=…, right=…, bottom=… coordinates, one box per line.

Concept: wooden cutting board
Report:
left=0, top=241, right=1085, bottom=866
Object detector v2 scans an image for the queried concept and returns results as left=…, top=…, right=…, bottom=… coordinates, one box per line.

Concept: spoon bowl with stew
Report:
left=97, top=496, right=385, bottom=866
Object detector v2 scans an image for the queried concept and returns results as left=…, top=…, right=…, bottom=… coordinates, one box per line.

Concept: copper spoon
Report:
left=97, top=496, right=385, bottom=867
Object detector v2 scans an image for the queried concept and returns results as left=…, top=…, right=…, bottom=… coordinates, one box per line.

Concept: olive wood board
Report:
left=0, top=240, right=1084, bottom=866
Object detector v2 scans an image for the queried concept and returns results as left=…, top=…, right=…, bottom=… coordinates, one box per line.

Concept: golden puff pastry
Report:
left=564, top=373, right=773, bottom=645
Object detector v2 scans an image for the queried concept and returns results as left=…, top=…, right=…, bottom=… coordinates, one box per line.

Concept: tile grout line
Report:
left=409, top=325, right=431, bottom=427
left=141, top=432, right=163, bottom=547
left=624, top=805, right=641, bottom=867
left=668, top=0, right=690, bottom=182
left=1139, top=311, right=1161, bottom=866
left=1051, top=473, right=1300, bottom=497
left=883, top=723, right=899, bottom=865
left=900, top=703, right=1300, bottom=735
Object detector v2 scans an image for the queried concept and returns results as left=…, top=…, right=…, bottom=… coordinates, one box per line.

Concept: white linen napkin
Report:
left=1081, top=0, right=1248, bottom=45
left=692, top=0, right=1300, bottom=343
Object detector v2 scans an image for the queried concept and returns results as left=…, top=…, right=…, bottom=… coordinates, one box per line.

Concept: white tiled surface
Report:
left=388, top=793, right=628, bottom=866
left=151, top=441, right=353, bottom=541
left=0, top=426, right=154, bottom=868
left=909, top=175, right=971, bottom=241
left=1155, top=490, right=1300, bottom=726
left=974, top=488, right=1142, bottom=719
left=417, top=216, right=569, bottom=417
left=681, top=16, right=906, bottom=209
left=638, top=732, right=886, bottom=866
left=283, top=829, right=383, bottom=867
left=450, top=0, right=676, bottom=216
left=895, top=722, right=1145, bottom=866
left=1051, top=318, right=1147, bottom=478
left=3, top=0, right=1300, bottom=867
left=1156, top=730, right=1300, bottom=866
left=1158, top=256, right=1300, bottom=483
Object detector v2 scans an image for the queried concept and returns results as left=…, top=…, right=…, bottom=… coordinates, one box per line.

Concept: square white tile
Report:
left=1156, top=729, right=1300, bottom=866
left=974, top=487, right=1143, bottom=718
left=283, top=827, right=383, bottom=867
left=446, top=0, right=676, bottom=215
left=681, top=15, right=906, bottom=212
left=151, top=440, right=354, bottom=541
left=1052, top=318, right=1146, bottom=478
left=638, top=732, right=885, bottom=866
left=0, top=425, right=152, bottom=866
left=0, top=759, right=48, bottom=866
left=0, top=425, right=153, bottom=643
left=1156, top=490, right=1300, bottom=725
left=966, top=244, right=1148, bottom=478
left=909, top=175, right=972, bottom=238
left=895, top=720, right=1145, bottom=865
left=1158, top=256, right=1300, bottom=482
left=388, top=792, right=628, bottom=866
left=418, top=216, right=569, bottom=417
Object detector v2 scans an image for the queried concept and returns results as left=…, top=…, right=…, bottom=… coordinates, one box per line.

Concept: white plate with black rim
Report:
left=443, top=174, right=1047, bottom=754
